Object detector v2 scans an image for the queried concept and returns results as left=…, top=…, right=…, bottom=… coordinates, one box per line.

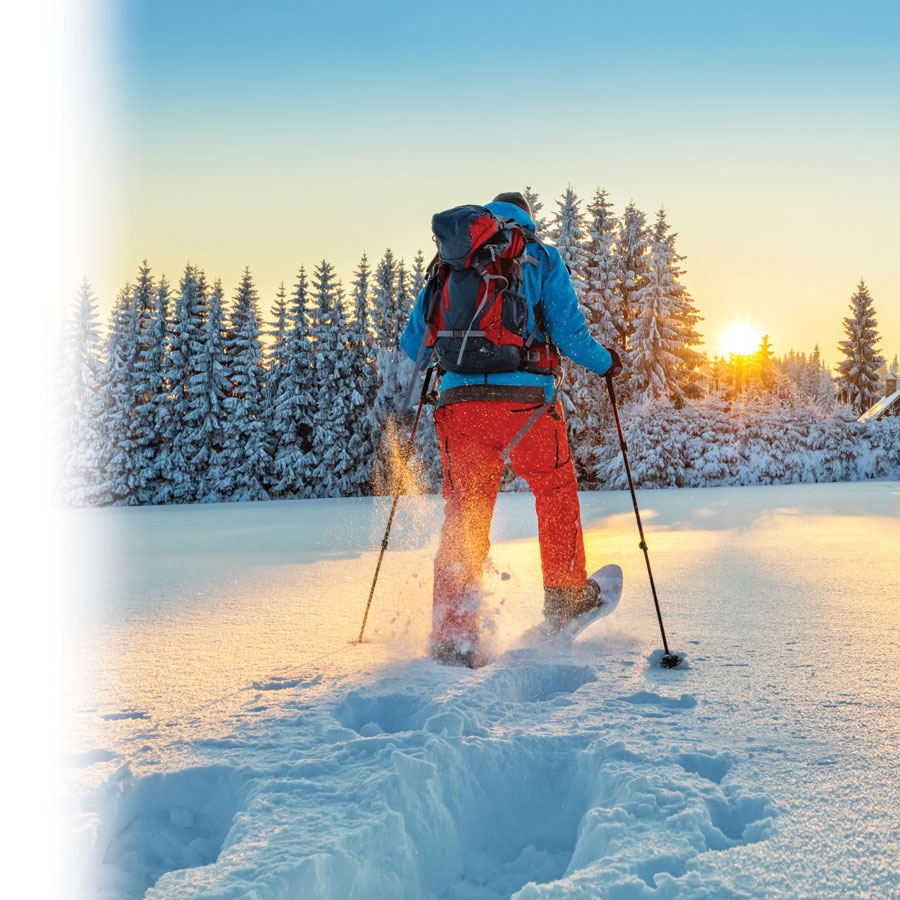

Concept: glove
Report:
left=604, top=346, right=623, bottom=378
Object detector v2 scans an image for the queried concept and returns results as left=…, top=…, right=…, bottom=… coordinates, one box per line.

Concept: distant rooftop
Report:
left=858, top=388, right=900, bottom=421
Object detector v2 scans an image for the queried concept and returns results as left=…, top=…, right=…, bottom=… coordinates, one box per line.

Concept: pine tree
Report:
left=629, top=226, right=683, bottom=403
left=836, top=279, right=884, bottom=415
left=264, top=282, right=290, bottom=493
left=167, top=264, right=207, bottom=502
left=583, top=188, right=624, bottom=347
left=308, top=260, right=355, bottom=497
left=371, top=249, right=398, bottom=350
left=560, top=188, right=613, bottom=484
left=709, top=356, right=727, bottom=394
left=546, top=187, right=591, bottom=447
left=271, top=267, right=315, bottom=497
left=727, top=353, right=750, bottom=398
left=96, top=282, right=138, bottom=505
left=395, top=258, right=413, bottom=345
left=191, top=278, right=229, bottom=500
left=266, top=281, right=289, bottom=402
left=371, top=252, right=417, bottom=494
left=753, top=334, right=777, bottom=390
left=548, top=187, right=588, bottom=298
left=652, top=209, right=704, bottom=399
left=129, top=261, right=159, bottom=504
left=809, top=345, right=836, bottom=410
left=60, top=278, right=103, bottom=505
left=410, top=249, right=428, bottom=298
left=222, top=268, right=270, bottom=501
left=344, top=254, right=377, bottom=495
left=617, top=202, right=652, bottom=391
left=522, top=186, right=549, bottom=237
left=148, top=276, right=175, bottom=503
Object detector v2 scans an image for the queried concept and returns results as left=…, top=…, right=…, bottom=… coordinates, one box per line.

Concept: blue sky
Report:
left=90, top=0, right=900, bottom=360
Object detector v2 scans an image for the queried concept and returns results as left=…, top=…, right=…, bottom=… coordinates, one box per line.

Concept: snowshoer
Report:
left=400, top=192, right=622, bottom=668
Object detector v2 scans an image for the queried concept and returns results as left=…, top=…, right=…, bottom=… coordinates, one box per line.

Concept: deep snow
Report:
left=62, top=482, right=900, bottom=899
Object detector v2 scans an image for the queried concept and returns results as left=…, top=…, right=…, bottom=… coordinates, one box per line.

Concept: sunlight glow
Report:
left=721, top=322, right=763, bottom=356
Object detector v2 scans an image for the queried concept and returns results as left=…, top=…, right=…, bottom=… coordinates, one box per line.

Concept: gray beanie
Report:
left=492, top=192, right=532, bottom=216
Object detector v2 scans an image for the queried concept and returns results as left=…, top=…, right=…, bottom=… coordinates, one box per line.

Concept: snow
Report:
left=62, top=481, right=900, bottom=899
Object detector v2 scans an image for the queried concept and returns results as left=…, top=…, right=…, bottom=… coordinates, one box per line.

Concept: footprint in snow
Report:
left=481, top=662, right=597, bottom=704
left=623, top=691, right=697, bottom=710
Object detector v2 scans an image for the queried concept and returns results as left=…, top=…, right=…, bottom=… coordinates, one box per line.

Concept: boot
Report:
left=543, top=578, right=602, bottom=633
left=430, top=641, right=489, bottom=669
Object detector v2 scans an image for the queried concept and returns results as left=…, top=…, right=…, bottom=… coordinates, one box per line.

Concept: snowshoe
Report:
left=543, top=564, right=623, bottom=638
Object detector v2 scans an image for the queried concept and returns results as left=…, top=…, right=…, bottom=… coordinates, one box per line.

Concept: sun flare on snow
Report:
left=720, top=322, right=762, bottom=357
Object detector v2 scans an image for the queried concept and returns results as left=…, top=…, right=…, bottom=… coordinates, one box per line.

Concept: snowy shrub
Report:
left=593, top=395, right=900, bottom=490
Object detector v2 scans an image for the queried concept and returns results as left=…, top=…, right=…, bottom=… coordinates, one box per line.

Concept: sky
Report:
left=68, top=0, right=900, bottom=365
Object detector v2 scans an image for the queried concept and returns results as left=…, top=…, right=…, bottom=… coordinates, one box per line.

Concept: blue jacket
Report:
left=400, top=201, right=613, bottom=402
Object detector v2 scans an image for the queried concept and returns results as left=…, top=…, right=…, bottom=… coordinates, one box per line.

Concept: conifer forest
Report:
left=57, top=187, right=900, bottom=507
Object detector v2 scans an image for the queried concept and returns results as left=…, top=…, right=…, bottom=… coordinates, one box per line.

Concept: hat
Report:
left=492, top=191, right=531, bottom=216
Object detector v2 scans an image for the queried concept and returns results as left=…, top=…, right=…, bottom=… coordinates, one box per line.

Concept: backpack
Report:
left=420, top=205, right=559, bottom=375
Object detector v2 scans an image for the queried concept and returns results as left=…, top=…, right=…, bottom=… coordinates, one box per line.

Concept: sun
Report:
left=721, top=322, right=762, bottom=357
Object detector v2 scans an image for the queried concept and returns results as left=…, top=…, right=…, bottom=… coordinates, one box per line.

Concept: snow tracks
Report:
left=74, top=643, right=776, bottom=900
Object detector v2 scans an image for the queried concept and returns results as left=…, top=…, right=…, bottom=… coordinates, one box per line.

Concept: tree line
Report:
left=57, top=187, right=896, bottom=507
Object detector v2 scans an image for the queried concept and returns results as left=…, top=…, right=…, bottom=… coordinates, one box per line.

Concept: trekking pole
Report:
left=356, top=367, right=434, bottom=645
left=605, top=374, right=681, bottom=669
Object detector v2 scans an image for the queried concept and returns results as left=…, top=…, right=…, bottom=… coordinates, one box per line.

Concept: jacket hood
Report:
left=485, top=200, right=536, bottom=232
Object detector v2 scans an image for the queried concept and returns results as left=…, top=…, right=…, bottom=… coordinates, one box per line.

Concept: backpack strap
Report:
left=499, top=366, right=565, bottom=460
left=454, top=263, right=510, bottom=368
left=401, top=276, right=441, bottom=410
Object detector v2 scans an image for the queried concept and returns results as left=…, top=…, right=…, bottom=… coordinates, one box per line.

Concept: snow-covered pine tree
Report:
left=753, top=334, right=777, bottom=390
left=617, top=202, right=651, bottom=387
left=408, top=251, right=442, bottom=493
left=263, top=281, right=289, bottom=493
left=344, top=254, right=377, bottom=495
left=60, top=278, right=103, bottom=505
left=308, top=260, right=355, bottom=498
left=395, top=258, right=413, bottom=342
left=652, top=208, right=704, bottom=399
left=370, top=249, right=398, bottom=350
left=129, top=261, right=160, bottom=504
left=148, top=276, right=175, bottom=504
left=191, top=278, right=229, bottom=501
left=583, top=189, right=624, bottom=347
left=165, top=264, right=207, bottom=502
left=628, top=221, right=683, bottom=404
left=548, top=186, right=589, bottom=295
left=560, top=187, right=614, bottom=485
left=270, top=267, right=315, bottom=498
left=371, top=253, right=417, bottom=495
left=522, top=186, right=549, bottom=237
left=95, top=281, right=138, bottom=505
left=222, top=268, right=270, bottom=501
left=780, top=349, right=806, bottom=390
left=836, top=279, right=884, bottom=415
left=808, top=345, right=836, bottom=410
left=410, top=249, right=428, bottom=299
left=266, top=281, right=289, bottom=404
left=547, top=187, right=589, bottom=430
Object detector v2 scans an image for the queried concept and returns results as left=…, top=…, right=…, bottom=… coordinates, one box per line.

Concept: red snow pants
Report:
left=431, top=400, right=587, bottom=649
